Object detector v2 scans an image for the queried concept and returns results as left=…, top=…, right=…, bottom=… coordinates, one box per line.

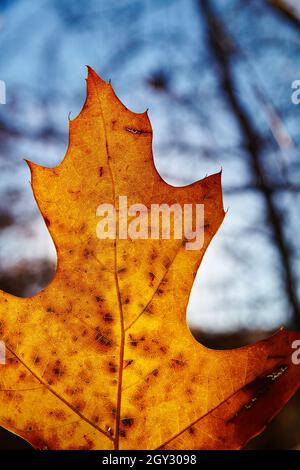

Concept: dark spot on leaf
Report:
left=108, top=362, right=117, bottom=373
left=129, top=334, right=138, bottom=347
left=171, top=358, right=186, bottom=368
left=125, top=127, right=151, bottom=135
left=149, top=272, right=155, bottom=285
left=122, top=418, right=134, bottom=427
left=124, top=359, right=133, bottom=368
left=103, top=313, right=113, bottom=323
left=95, top=331, right=112, bottom=346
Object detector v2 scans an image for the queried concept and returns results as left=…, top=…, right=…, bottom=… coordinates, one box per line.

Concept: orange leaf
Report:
left=0, top=67, right=299, bottom=450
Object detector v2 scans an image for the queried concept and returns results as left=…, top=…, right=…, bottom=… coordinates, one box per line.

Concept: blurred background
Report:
left=0, top=0, right=300, bottom=449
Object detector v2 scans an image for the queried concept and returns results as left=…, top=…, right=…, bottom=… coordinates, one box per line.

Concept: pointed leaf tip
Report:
left=86, top=66, right=108, bottom=86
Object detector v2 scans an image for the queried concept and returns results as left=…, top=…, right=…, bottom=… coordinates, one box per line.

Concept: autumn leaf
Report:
left=0, top=67, right=299, bottom=450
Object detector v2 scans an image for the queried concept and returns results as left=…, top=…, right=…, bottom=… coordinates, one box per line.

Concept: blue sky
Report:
left=0, top=0, right=300, bottom=335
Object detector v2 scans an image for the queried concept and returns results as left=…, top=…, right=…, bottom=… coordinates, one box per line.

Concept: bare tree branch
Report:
left=199, top=0, right=300, bottom=327
left=268, top=0, right=300, bottom=28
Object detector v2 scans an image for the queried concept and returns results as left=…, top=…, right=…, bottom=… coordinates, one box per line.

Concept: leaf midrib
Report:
left=91, top=76, right=125, bottom=450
